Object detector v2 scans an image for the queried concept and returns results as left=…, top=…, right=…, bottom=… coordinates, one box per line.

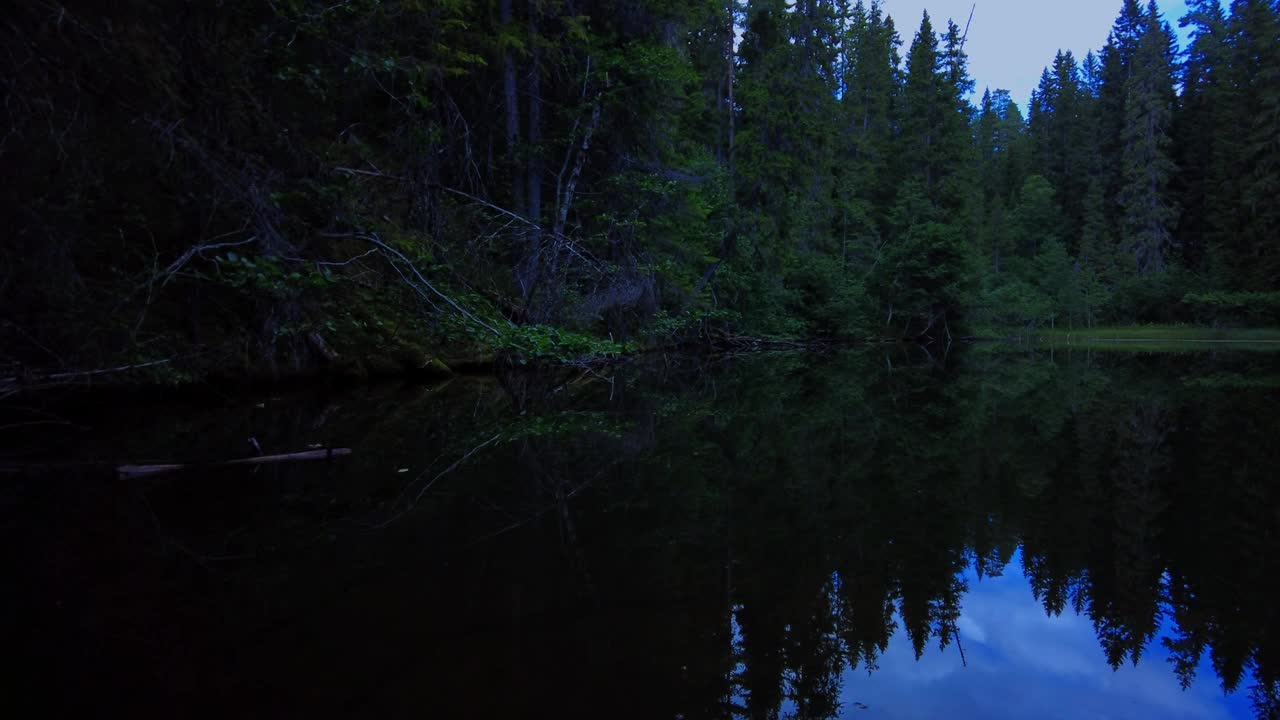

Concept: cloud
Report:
left=955, top=614, right=987, bottom=645
left=834, top=549, right=1248, bottom=720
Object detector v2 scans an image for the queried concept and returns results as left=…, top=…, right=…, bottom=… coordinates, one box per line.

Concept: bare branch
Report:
left=353, top=232, right=508, bottom=335
left=334, top=166, right=407, bottom=182
left=282, top=248, right=379, bottom=267
left=160, top=236, right=257, bottom=287
left=371, top=432, right=504, bottom=529
left=442, top=187, right=606, bottom=272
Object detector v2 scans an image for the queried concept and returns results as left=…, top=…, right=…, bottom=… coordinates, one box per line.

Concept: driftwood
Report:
left=117, top=448, right=351, bottom=478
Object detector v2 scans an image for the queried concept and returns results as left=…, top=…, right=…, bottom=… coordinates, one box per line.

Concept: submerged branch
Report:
left=372, top=432, right=504, bottom=530
left=117, top=448, right=352, bottom=478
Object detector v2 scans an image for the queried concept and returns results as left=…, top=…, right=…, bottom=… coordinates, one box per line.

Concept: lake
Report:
left=4, top=345, right=1279, bottom=718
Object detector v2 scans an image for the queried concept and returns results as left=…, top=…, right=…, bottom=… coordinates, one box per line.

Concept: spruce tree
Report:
left=875, top=12, right=976, bottom=337
left=835, top=0, right=901, bottom=265
left=1099, top=0, right=1147, bottom=231
left=1119, top=1, right=1178, bottom=275
left=1213, top=0, right=1280, bottom=290
left=898, top=11, right=947, bottom=206
left=975, top=88, right=1029, bottom=274
left=896, top=12, right=972, bottom=212
left=1173, top=0, right=1229, bottom=271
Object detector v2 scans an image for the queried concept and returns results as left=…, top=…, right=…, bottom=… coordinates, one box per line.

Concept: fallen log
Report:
left=118, top=448, right=352, bottom=478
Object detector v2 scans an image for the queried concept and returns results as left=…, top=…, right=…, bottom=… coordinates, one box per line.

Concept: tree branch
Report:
left=346, top=232, right=508, bottom=335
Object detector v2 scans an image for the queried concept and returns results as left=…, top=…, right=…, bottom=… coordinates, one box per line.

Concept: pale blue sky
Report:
left=876, top=0, right=1198, bottom=108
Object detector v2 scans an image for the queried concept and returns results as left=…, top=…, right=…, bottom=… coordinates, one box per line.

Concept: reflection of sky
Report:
left=835, top=549, right=1254, bottom=720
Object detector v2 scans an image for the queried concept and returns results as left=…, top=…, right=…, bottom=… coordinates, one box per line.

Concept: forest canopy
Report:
left=1, top=0, right=1277, bottom=379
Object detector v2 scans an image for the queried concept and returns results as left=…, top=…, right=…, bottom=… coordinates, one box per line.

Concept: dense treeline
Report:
left=1, top=1, right=1277, bottom=378
left=1009, top=0, right=1280, bottom=329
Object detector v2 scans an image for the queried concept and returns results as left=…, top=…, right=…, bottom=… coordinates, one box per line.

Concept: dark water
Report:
left=4, top=346, right=1279, bottom=719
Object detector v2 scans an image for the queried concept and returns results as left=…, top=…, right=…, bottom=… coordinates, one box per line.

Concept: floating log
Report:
left=117, top=448, right=352, bottom=478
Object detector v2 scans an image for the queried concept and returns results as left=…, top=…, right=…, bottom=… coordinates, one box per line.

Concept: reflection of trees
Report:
left=655, top=350, right=1280, bottom=719
left=11, top=350, right=1280, bottom=719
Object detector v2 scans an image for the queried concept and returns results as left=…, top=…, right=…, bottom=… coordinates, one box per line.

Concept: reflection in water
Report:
left=838, top=549, right=1255, bottom=719
left=4, top=347, right=1279, bottom=718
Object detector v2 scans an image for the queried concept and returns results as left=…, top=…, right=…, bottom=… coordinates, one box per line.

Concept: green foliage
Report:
left=1035, top=238, right=1078, bottom=327
left=1182, top=291, right=1280, bottom=324
left=976, top=278, right=1052, bottom=329
left=787, top=254, right=875, bottom=339
left=495, top=325, right=631, bottom=362
left=502, top=411, right=629, bottom=441
left=210, top=253, right=311, bottom=298
left=1012, top=175, right=1063, bottom=258
left=1105, top=266, right=1201, bottom=323
left=3, top=0, right=1278, bottom=381
left=1119, top=2, right=1179, bottom=275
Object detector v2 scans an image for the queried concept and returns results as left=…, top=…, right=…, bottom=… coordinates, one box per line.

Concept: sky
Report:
left=875, top=0, right=1198, bottom=109
left=824, top=549, right=1256, bottom=720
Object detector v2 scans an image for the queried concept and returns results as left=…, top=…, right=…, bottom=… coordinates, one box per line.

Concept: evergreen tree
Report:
left=975, top=88, right=1029, bottom=274
left=1119, top=1, right=1178, bottom=275
left=874, top=12, right=976, bottom=338
left=896, top=13, right=973, bottom=212
left=1098, top=0, right=1148, bottom=230
left=897, top=12, right=948, bottom=207
left=1029, top=51, right=1093, bottom=250
left=1082, top=49, right=1104, bottom=97
left=1037, top=236, right=1078, bottom=328
left=1208, top=0, right=1280, bottom=291
left=835, top=1, right=902, bottom=267
left=1173, top=0, right=1229, bottom=271
left=1014, top=175, right=1063, bottom=261
left=8, top=0, right=1280, bottom=367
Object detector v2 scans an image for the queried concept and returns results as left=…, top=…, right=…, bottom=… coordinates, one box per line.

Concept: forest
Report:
left=2, top=0, right=1278, bottom=382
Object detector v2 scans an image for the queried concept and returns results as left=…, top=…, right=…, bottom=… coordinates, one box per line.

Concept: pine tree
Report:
left=1173, top=0, right=1229, bottom=271
left=1119, top=1, right=1178, bottom=275
left=898, top=12, right=946, bottom=207
left=835, top=0, right=902, bottom=266
left=1055, top=52, right=1091, bottom=248
left=1211, top=0, right=1280, bottom=290
left=874, top=12, right=977, bottom=337
left=1249, top=2, right=1280, bottom=290
left=1029, top=66, right=1060, bottom=170
left=1098, top=0, right=1148, bottom=231
left=734, top=0, right=853, bottom=334
left=1029, top=49, right=1100, bottom=255
left=975, top=88, right=1029, bottom=273
left=1073, top=174, right=1118, bottom=326
left=1082, top=49, right=1104, bottom=97
left=1080, top=177, right=1119, bottom=278
left=897, top=12, right=972, bottom=212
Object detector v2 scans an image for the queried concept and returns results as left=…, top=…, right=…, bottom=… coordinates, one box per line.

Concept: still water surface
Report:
left=5, top=346, right=1278, bottom=718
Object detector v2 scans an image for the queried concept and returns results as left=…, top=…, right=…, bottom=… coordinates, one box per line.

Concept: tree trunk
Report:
left=526, top=3, right=543, bottom=232
left=726, top=0, right=735, bottom=186
left=500, top=0, right=524, bottom=213
left=516, top=0, right=545, bottom=316
left=554, top=90, right=602, bottom=238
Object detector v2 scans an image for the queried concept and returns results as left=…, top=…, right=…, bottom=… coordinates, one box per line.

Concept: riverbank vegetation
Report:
left=2, top=1, right=1277, bottom=385
left=1038, top=325, right=1280, bottom=342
